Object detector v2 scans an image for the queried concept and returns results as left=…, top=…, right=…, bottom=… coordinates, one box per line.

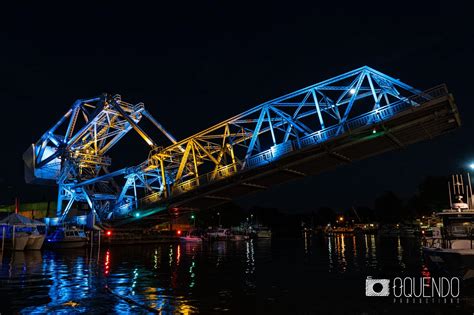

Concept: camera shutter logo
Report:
left=365, top=277, right=390, bottom=297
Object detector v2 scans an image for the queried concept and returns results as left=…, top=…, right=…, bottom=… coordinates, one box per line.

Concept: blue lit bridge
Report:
left=24, top=66, right=460, bottom=225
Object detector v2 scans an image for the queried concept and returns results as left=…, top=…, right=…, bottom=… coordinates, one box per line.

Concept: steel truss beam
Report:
left=122, top=66, right=433, bottom=214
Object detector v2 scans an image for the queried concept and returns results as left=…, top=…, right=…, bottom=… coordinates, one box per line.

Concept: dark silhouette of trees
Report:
left=315, top=207, right=336, bottom=225
left=406, top=176, right=449, bottom=217
left=374, top=191, right=404, bottom=223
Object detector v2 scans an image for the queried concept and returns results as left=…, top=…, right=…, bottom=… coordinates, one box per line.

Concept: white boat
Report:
left=207, top=228, right=231, bottom=240
left=180, top=230, right=203, bottom=243
left=257, top=228, right=272, bottom=239
left=45, top=227, right=88, bottom=249
left=423, top=174, right=474, bottom=281
left=26, top=230, right=46, bottom=250
left=0, top=213, right=46, bottom=251
left=0, top=228, right=30, bottom=251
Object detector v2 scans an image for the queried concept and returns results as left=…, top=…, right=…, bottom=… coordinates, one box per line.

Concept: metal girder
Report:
left=327, top=151, right=352, bottom=163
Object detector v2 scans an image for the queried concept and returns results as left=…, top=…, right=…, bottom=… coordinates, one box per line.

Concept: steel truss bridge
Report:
left=24, top=66, right=460, bottom=224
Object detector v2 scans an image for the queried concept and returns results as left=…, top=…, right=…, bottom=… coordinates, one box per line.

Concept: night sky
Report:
left=1, top=3, right=473, bottom=211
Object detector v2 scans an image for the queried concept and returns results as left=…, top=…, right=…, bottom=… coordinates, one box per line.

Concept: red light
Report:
left=177, top=230, right=182, bottom=235
left=106, top=231, right=112, bottom=236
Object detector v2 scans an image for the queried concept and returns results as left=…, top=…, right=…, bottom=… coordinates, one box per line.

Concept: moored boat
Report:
left=180, top=230, right=203, bottom=243
left=26, top=231, right=46, bottom=250
left=0, top=213, right=46, bottom=251
left=422, top=174, right=474, bottom=281
left=0, top=227, right=29, bottom=251
left=229, top=233, right=249, bottom=241
left=207, top=228, right=231, bottom=240
left=45, top=226, right=88, bottom=249
left=256, top=227, right=272, bottom=238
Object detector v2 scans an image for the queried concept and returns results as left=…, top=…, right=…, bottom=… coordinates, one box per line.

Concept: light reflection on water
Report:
left=322, top=234, right=419, bottom=274
left=0, top=234, right=470, bottom=314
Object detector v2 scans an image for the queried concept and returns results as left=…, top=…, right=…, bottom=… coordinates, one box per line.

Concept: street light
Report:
left=217, top=212, right=221, bottom=227
left=469, top=163, right=474, bottom=170
left=191, top=214, right=196, bottom=227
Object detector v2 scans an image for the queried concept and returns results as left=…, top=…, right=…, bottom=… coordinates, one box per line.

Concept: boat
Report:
left=229, top=233, right=250, bottom=241
left=0, top=213, right=46, bottom=251
left=399, top=223, right=420, bottom=237
left=207, top=228, right=231, bottom=240
left=180, top=230, right=203, bottom=243
left=0, top=225, right=29, bottom=251
left=256, top=228, right=272, bottom=238
left=378, top=223, right=420, bottom=237
left=101, top=228, right=180, bottom=245
left=45, top=226, right=88, bottom=249
left=26, top=229, right=46, bottom=250
left=422, top=174, right=474, bottom=281
left=206, top=228, right=252, bottom=241
left=353, top=223, right=378, bottom=234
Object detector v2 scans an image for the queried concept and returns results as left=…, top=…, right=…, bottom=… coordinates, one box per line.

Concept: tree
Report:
left=407, top=176, right=449, bottom=216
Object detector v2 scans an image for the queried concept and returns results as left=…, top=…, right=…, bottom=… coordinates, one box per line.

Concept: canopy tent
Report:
left=0, top=213, right=46, bottom=226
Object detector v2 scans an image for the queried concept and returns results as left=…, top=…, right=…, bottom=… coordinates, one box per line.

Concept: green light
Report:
left=372, top=129, right=377, bottom=134
left=135, top=212, right=140, bottom=218
left=191, top=215, right=195, bottom=219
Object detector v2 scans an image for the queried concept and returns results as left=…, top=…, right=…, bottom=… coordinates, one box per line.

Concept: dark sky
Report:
left=1, top=3, right=473, bottom=211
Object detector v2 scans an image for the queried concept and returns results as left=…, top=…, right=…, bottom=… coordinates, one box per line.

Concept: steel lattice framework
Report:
left=24, top=66, right=460, bottom=222
left=24, top=94, right=177, bottom=221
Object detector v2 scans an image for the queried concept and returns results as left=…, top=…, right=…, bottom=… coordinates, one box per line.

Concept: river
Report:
left=1, top=234, right=473, bottom=314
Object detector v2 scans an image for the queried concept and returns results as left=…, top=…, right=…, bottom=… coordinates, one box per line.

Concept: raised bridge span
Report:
left=24, top=66, right=460, bottom=225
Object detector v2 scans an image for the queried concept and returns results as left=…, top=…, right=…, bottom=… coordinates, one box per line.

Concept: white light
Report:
left=469, top=163, right=474, bottom=170
left=349, top=88, right=356, bottom=95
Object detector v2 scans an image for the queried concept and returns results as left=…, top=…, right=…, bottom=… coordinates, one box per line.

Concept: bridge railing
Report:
left=249, top=84, right=449, bottom=168
left=140, top=191, right=162, bottom=206
left=246, top=141, right=295, bottom=168
left=172, top=163, right=239, bottom=196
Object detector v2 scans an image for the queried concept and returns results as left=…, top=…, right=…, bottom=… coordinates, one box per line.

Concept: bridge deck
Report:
left=142, top=85, right=459, bottom=214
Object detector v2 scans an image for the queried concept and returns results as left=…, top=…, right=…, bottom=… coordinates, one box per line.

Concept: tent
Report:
left=0, top=213, right=46, bottom=226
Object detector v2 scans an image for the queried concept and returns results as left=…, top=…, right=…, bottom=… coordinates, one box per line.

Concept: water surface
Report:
left=1, top=234, right=473, bottom=314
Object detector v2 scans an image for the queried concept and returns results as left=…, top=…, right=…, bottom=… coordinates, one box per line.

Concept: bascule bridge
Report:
left=23, top=66, right=461, bottom=225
